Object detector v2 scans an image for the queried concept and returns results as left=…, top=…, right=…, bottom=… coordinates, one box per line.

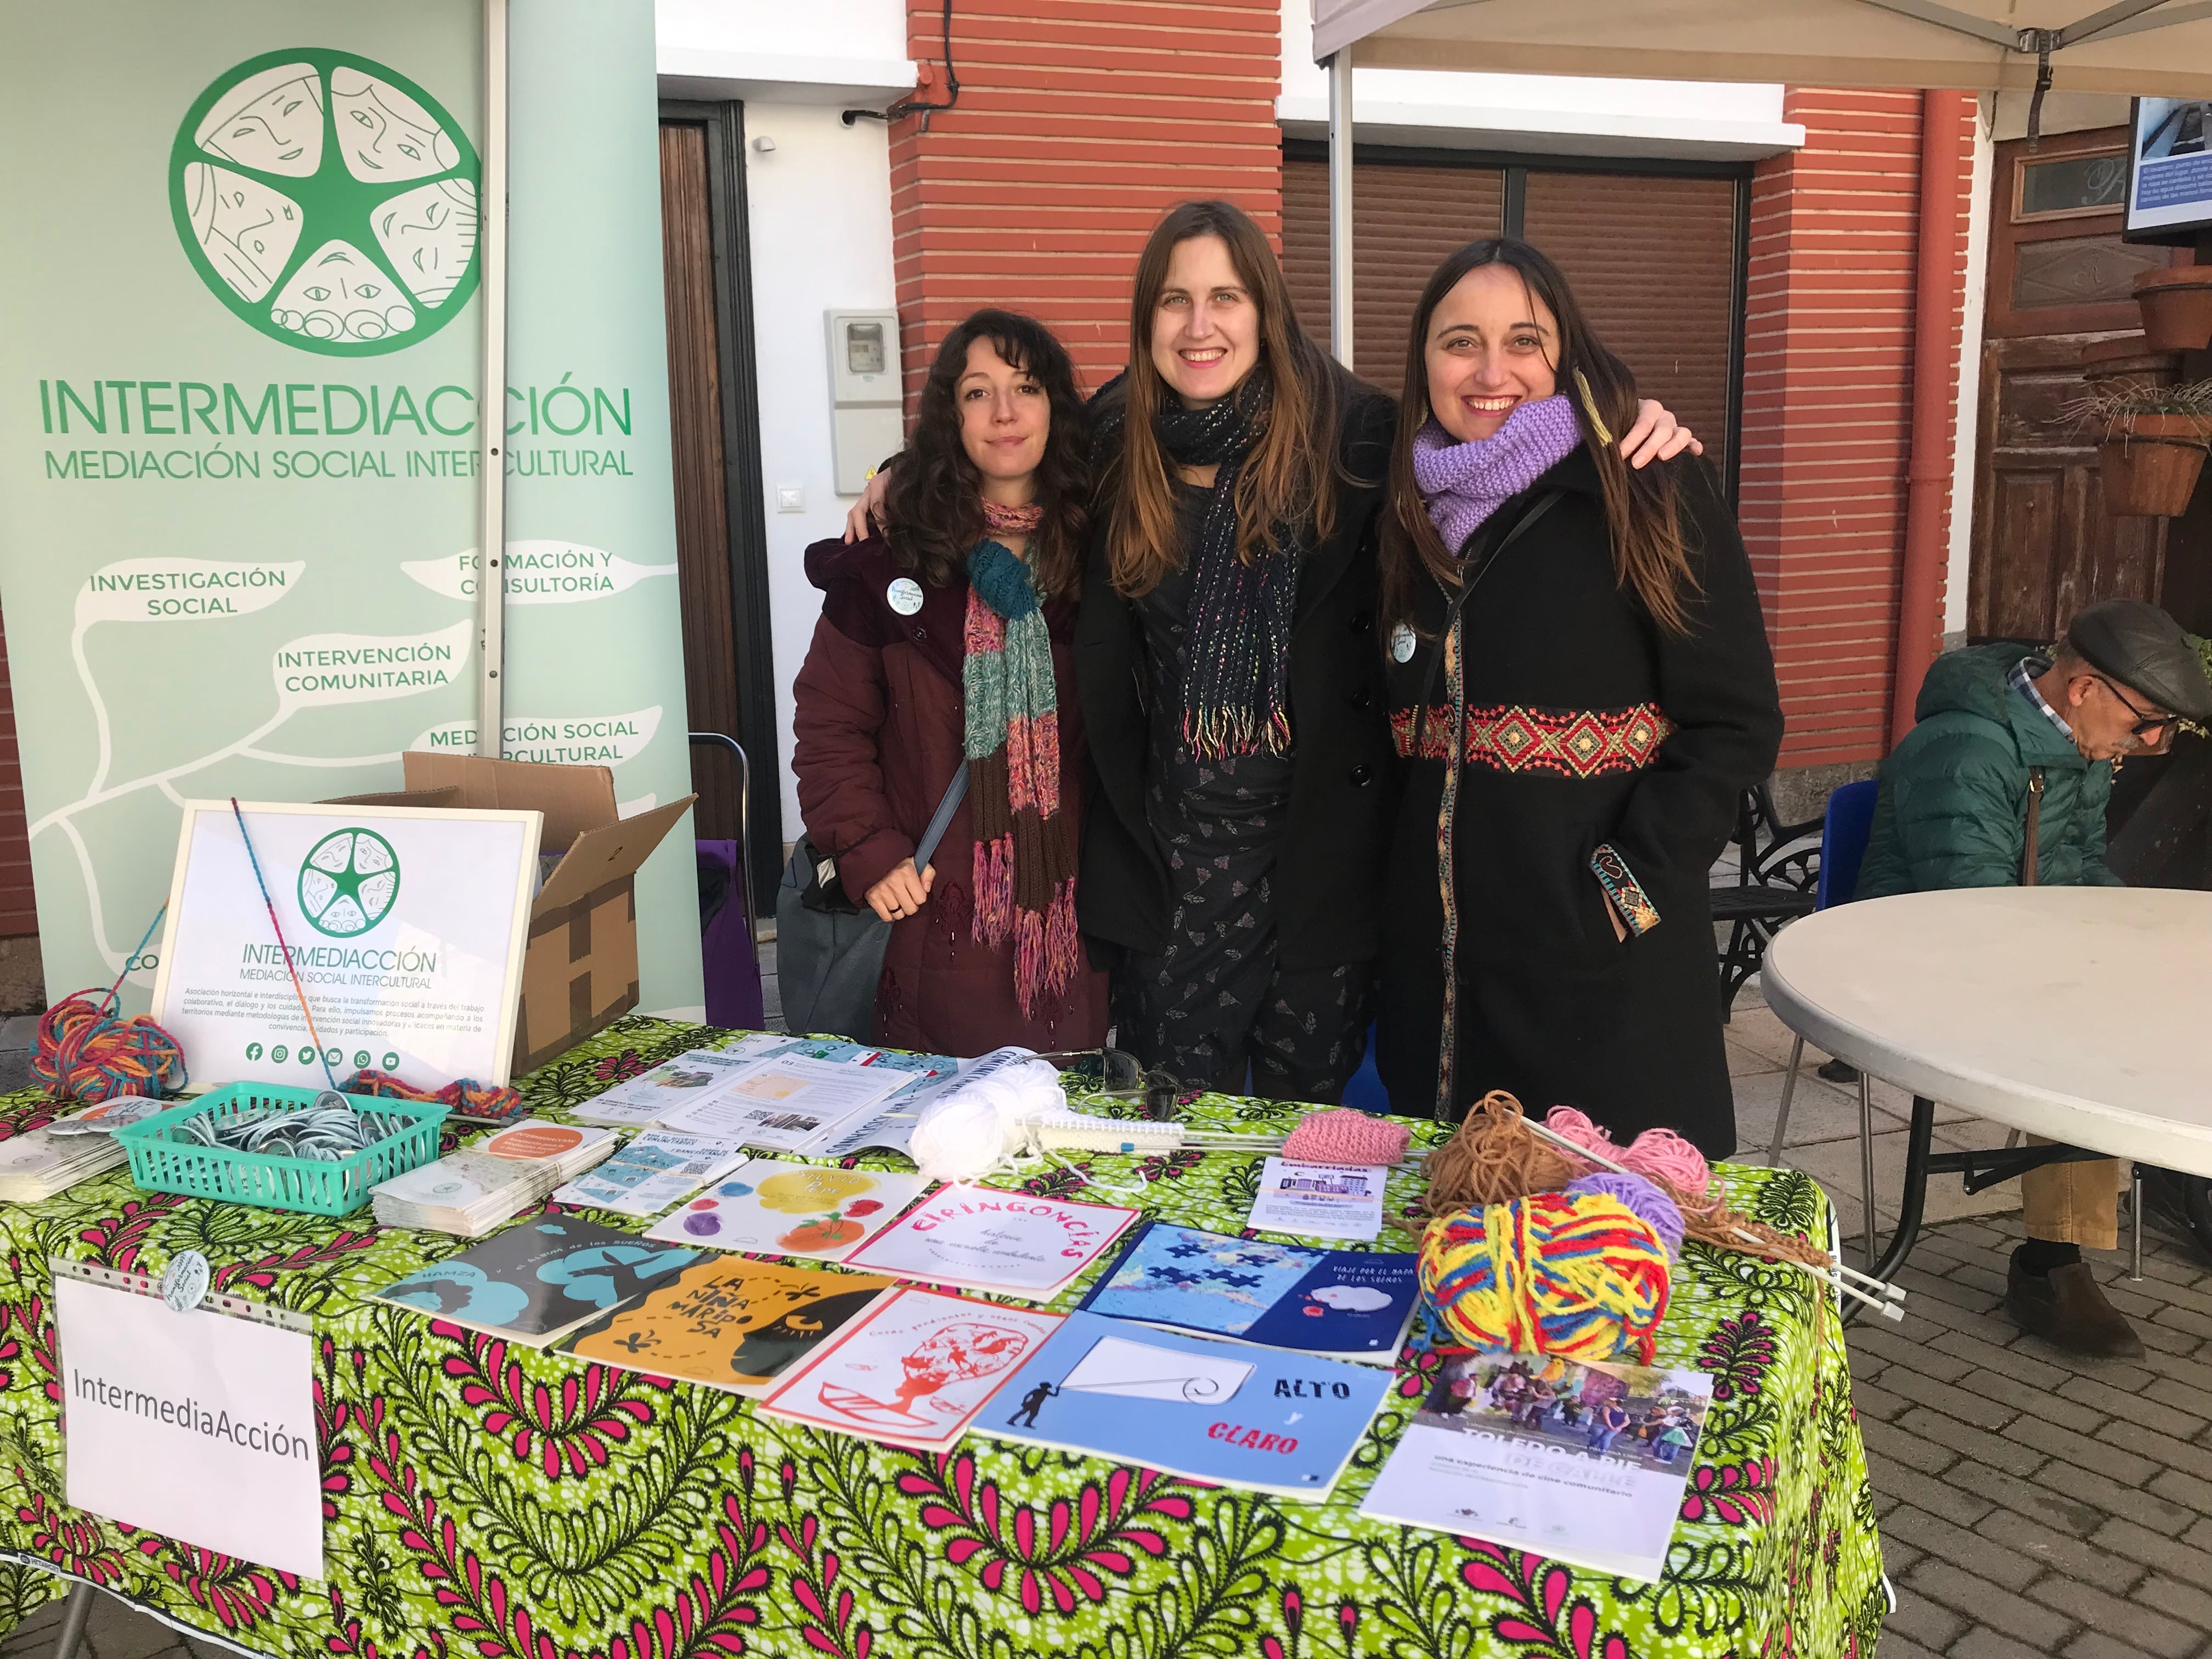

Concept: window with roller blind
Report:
left=1281, top=145, right=1748, bottom=490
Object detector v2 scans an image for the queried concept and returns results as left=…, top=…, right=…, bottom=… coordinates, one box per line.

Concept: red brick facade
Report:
left=889, top=0, right=1284, bottom=403
left=0, top=623, right=28, bottom=936
left=1738, top=88, right=1975, bottom=768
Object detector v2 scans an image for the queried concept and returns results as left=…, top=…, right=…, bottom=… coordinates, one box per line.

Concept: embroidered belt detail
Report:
left=1391, top=702, right=1674, bottom=776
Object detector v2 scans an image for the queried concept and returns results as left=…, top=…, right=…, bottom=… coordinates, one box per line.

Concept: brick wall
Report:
left=888, top=0, right=1284, bottom=405
left=0, top=619, right=31, bottom=938
left=1739, top=88, right=1975, bottom=768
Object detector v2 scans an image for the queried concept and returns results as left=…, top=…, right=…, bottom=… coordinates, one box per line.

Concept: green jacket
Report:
left=1855, top=644, right=2120, bottom=898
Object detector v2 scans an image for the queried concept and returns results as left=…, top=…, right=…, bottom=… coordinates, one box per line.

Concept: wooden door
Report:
left=659, top=107, right=780, bottom=904
left=1968, top=126, right=2187, bottom=640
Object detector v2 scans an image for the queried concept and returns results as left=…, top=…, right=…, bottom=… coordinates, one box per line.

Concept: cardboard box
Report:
left=336, top=755, right=695, bottom=1075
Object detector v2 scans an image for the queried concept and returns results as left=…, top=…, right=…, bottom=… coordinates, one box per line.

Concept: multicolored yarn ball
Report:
left=31, top=989, right=187, bottom=1104
left=1417, top=1190, right=1672, bottom=1364
left=1566, top=1170, right=1686, bottom=1259
left=1282, top=1107, right=1411, bottom=1166
left=342, top=1068, right=524, bottom=1122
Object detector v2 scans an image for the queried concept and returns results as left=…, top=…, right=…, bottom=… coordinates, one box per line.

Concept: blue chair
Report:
left=1763, top=779, right=1878, bottom=1175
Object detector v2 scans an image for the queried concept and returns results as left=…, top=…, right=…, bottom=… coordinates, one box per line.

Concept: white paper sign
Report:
left=152, top=800, right=541, bottom=1092
left=58, top=1277, right=323, bottom=1579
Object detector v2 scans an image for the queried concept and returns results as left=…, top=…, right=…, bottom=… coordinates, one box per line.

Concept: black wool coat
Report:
left=1373, top=448, right=1782, bottom=1156
left=1073, top=386, right=1401, bottom=971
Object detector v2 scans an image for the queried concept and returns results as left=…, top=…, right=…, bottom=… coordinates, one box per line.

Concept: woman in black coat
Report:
left=1374, top=238, right=1782, bottom=1156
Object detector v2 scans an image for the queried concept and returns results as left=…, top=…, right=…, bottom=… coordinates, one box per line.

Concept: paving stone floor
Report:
left=1, top=975, right=2202, bottom=1658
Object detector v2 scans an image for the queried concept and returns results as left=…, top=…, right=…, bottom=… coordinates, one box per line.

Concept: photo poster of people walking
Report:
left=2127, top=97, right=2212, bottom=241
left=1359, top=1350, right=1716, bottom=1581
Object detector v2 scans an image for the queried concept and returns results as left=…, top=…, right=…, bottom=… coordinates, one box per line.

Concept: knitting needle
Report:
left=1521, top=1116, right=1906, bottom=1317
left=1516, top=1115, right=1899, bottom=1294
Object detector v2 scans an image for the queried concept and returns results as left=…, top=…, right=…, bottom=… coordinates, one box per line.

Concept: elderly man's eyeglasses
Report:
left=2091, top=675, right=2172, bottom=741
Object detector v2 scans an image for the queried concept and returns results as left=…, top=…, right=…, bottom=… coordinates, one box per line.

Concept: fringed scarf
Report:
left=1153, top=375, right=1305, bottom=760
left=963, top=499, right=1079, bottom=1017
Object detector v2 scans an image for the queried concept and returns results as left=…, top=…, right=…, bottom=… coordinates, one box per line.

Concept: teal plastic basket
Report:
left=112, top=1083, right=448, bottom=1217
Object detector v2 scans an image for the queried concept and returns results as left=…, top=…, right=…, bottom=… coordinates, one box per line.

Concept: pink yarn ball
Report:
left=1543, top=1105, right=1714, bottom=1204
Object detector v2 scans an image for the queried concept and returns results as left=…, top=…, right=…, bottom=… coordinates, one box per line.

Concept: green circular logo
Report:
left=170, top=48, right=481, bottom=355
left=298, top=827, right=401, bottom=938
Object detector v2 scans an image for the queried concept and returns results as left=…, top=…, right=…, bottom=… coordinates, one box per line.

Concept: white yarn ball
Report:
left=908, top=1051, right=1064, bottom=1181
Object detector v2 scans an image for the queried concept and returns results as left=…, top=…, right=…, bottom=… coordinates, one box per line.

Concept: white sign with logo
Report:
left=151, top=799, right=540, bottom=1091
left=58, top=1276, right=323, bottom=1579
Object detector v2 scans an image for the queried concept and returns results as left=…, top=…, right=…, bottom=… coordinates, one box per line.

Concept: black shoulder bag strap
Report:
left=2020, top=765, right=2045, bottom=888
left=913, top=762, right=970, bottom=874
left=1408, top=488, right=1567, bottom=741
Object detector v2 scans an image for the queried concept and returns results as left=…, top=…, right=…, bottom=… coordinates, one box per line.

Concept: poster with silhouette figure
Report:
left=986, top=1311, right=1390, bottom=1501
left=1078, top=1223, right=1418, bottom=1363
left=759, top=1286, right=1063, bottom=1452
left=558, top=1256, right=894, bottom=1396
left=368, top=1215, right=707, bottom=1346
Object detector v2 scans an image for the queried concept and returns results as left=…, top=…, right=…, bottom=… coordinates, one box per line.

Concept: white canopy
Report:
left=1312, top=0, right=2212, bottom=98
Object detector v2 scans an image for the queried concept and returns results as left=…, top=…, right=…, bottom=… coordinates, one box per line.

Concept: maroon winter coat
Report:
left=791, top=534, right=1109, bottom=1056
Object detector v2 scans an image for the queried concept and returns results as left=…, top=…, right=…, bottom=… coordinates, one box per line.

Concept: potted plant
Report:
left=2073, top=380, right=2212, bottom=518
left=2134, top=266, right=2212, bottom=352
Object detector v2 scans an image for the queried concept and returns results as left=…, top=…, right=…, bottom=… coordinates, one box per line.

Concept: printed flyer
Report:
left=659, top=1054, right=910, bottom=1153
left=572, top=1041, right=786, bottom=1127
left=988, top=1310, right=1390, bottom=1500
left=560, top=1257, right=894, bottom=1397
left=368, top=1215, right=706, bottom=1347
left=760, top=1286, right=1063, bottom=1452
left=1244, top=1156, right=1386, bottom=1242
left=842, top=1182, right=1139, bottom=1300
left=1359, top=1350, right=1714, bottom=1581
left=550, top=1130, right=749, bottom=1218
left=644, top=1160, right=928, bottom=1260
left=1079, top=1223, right=1418, bottom=1363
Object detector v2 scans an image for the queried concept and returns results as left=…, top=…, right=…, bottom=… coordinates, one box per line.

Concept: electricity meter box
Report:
left=827, top=309, right=902, bottom=496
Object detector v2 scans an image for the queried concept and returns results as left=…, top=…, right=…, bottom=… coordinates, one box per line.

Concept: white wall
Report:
left=1945, top=100, right=1996, bottom=640
left=655, top=3, right=906, bottom=840
left=657, top=0, right=911, bottom=101
left=1279, top=0, right=1802, bottom=159
left=738, top=108, right=899, bottom=838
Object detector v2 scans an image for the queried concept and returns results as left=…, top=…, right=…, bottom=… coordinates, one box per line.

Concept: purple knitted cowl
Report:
left=1411, top=395, right=1583, bottom=557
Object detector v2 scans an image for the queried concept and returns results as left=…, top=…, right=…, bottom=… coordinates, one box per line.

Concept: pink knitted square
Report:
left=1280, top=1108, right=1412, bottom=1167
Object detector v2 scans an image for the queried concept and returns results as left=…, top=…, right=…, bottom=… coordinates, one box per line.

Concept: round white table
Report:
left=1763, top=885, right=2212, bottom=1280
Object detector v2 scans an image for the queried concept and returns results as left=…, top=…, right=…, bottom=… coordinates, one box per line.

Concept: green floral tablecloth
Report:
left=0, top=1017, right=1886, bottom=1659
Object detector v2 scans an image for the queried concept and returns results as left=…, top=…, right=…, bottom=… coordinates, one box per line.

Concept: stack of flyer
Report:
left=371, top=1119, right=619, bottom=1236
left=550, top=1130, right=751, bottom=1218
left=0, top=1119, right=131, bottom=1202
left=572, top=1037, right=794, bottom=1128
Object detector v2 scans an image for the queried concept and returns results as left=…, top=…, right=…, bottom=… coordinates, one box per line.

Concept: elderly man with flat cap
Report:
left=1857, top=600, right=2212, bottom=1356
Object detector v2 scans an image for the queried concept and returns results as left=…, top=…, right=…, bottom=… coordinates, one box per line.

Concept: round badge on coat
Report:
left=887, top=577, right=924, bottom=616
left=1389, top=623, right=1417, bottom=664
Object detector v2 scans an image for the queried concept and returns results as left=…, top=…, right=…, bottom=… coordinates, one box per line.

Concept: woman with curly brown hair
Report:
left=791, top=309, right=1109, bottom=1054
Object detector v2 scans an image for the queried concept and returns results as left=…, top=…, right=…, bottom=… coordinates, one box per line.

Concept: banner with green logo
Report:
left=0, top=0, right=702, bottom=1014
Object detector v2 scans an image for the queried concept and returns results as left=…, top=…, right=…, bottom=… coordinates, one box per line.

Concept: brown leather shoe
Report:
left=2007, top=1256, right=2146, bottom=1359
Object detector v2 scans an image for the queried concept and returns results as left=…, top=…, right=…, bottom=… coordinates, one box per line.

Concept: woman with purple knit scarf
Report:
left=1374, top=239, right=1782, bottom=1156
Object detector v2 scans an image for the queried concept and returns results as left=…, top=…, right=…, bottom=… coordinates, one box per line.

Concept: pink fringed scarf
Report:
left=963, top=498, right=1079, bottom=1017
